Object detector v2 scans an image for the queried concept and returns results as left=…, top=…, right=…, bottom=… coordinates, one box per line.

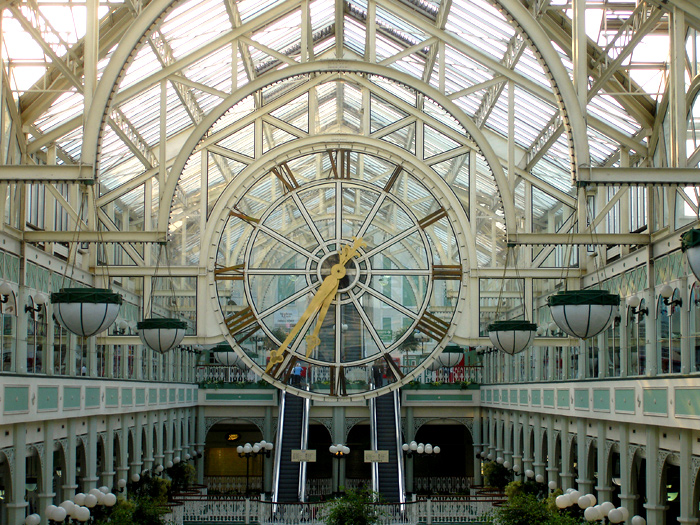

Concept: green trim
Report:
left=137, top=318, right=187, bottom=329
left=64, top=387, right=81, bottom=409
left=106, top=388, right=119, bottom=407
left=486, top=320, right=537, bottom=331
left=443, top=345, right=463, bottom=353
left=51, top=288, right=123, bottom=304
left=547, top=290, right=620, bottom=306
left=675, top=388, right=700, bottom=417
left=405, top=393, right=473, bottom=401
left=614, top=388, right=635, bottom=413
left=5, top=386, right=29, bottom=413
left=205, top=392, right=275, bottom=401
left=681, top=228, right=700, bottom=251
left=37, top=386, right=58, bottom=411
left=593, top=389, right=610, bottom=411
left=643, top=388, right=668, bottom=415
left=85, top=387, right=100, bottom=408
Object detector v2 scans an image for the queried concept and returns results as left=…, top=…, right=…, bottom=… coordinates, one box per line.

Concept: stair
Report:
left=275, top=393, right=304, bottom=502
left=374, top=392, right=401, bottom=502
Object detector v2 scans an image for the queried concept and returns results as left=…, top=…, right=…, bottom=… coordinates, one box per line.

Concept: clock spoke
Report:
left=255, top=223, right=320, bottom=261
left=355, top=193, right=388, bottom=239
left=256, top=281, right=319, bottom=319
left=357, top=225, right=420, bottom=262
left=292, top=192, right=330, bottom=254
left=354, top=282, right=421, bottom=320
left=347, top=290, right=391, bottom=354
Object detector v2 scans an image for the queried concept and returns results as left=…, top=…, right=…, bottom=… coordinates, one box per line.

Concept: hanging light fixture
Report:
left=681, top=228, right=700, bottom=281
left=52, top=288, right=123, bottom=337
left=436, top=345, right=464, bottom=368
left=212, top=343, right=242, bottom=367
left=486, top=246, right=537, bottom=355
left=137, top=244, right=187, bottom=354
left=488, top=320, right=538, bottom=355
left=547, top=289, right=619, bottom=339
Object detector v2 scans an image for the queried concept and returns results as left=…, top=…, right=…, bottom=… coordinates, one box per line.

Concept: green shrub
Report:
left=482, top=461, right=510, bottom=490
left=323, top=488, right=382, bottom=525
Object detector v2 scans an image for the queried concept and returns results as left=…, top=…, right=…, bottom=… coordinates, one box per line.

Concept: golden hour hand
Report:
left=266, top=237, right=365, bottom=372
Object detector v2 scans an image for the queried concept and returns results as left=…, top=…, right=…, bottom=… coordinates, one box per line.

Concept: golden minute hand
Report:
left=266, top=268, right=343, bottom=372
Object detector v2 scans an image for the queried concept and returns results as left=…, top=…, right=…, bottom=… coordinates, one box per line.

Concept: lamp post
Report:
left=329, top=443, right=350, bottom=497
left=237, top=441, right=273, bottom=495
left=401, top=442, right=440, bottom=494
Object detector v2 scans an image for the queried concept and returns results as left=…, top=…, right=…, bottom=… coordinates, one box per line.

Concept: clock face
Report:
left=212, top=148, right=464, bottom=399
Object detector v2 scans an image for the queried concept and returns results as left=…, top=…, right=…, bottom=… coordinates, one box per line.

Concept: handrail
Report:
left=369, top=395, right=379, bottom=495
left=270, top=389, right=286, bottom=504
left=298, top=392, right=311, bottom=502
left=392, top=389, right=406, bottom=505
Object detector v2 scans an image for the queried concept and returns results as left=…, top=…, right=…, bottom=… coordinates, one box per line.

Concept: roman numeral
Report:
left=383, top=354, right=404, bottom=380
left=383, top=165, right=403, bottom=192
left=271, top=163, right=300, bottom=192
left=224, top=307, right=261, bottom=343
left=214, top=263, right=245, bottom=281
left=328, top=149, right=351, bottom=179
left=415, top=311, right=450, bottom=341
left=229, top=209, right=259, bottom=224
left=432, top=264, right=462, bottom=280
left=330, top=366, right=347, bottom=397
left=418, top=207, right=448, bottom=229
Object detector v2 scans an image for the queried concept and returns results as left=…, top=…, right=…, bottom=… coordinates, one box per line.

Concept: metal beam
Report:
left=510, top=233, right=649, bottom=245
left=0, top=165, right=94, bottom=182
left=585, top=167, right=700, bottom=185
left=92, top=266, right=201, bottom=276
left=23, top=231, right=167, bottom=243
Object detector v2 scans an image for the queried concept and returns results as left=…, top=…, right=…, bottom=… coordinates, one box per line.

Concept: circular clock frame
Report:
left=210, top=142, right=469, bottom=400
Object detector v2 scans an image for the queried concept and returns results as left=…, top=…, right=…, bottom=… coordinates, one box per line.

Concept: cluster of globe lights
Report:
left=329, top=444, right=350, bottom=456
left=237, top=441, right=274, bottom=455
left=24, top=486, right=118, bottom=524
left=129, top=453, right=193, bottom=483
left=479, top=451, right=551, bottom=483
left=555, top=489, right=646, bottom=524
left=402, top=441, right=441, bottom=455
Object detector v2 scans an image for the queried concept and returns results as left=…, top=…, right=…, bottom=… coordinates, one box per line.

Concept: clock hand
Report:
left=266, top=268, right=343, bottom=372
left=307, top=237, right=365, bottom=357
left=266, top=237, right=366, bottom=373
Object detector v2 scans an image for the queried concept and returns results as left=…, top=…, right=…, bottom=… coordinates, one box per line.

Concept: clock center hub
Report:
left=318, top=251, right=361, bottom=293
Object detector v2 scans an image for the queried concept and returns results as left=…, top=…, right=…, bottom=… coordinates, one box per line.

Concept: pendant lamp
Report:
left=487, top=320, right=537, bottom=355
left=51, top=288, right=123, bottom=337
left=436, top=345, right=464, bottom=368
left=212, top=343, right=242, bottom=367
left=137, top=318, right=187, bottom=354
left=681, top=228, right=700, bottom=281
left=547, top=289, right=619, bottom=339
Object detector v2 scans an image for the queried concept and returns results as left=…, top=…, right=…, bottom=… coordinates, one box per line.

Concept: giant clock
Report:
left=212, top=147, right=465, bottom=400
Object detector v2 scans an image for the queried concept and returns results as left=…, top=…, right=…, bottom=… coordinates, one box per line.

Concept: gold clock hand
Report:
left=266, top=267, right=344, bottom=372
left=266, top=237, right=366, bottom=373
left=305, top=281, right=338, bottom=357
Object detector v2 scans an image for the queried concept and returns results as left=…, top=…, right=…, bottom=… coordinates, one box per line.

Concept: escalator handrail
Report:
left=392, top=389, right=406, bottom=505
left=369, top=395, right=379, bottom=496
left=271, top=390, right=287, bottom=504
left=298, top=394, right=311, bottom=502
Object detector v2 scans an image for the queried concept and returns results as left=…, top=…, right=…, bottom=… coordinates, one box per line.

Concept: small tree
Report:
left=482, top=461, right=510, bottom=490
left=324, top=488, right=382, bottom=525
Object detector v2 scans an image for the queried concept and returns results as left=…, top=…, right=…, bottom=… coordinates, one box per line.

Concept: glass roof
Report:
left=4, top=0, right=676, bottom=269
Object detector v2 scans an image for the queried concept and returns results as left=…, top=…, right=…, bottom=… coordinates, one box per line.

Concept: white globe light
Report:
left=555, top=495, right=570, bottom=509
left=525, top=469, right=535, bottom=478
left=74, top=493, right=86, bottom=506
left=131, top=473, right=140, bottom=482
left=88, top=488, right=102, bottom=498
left=243, top=443, right=252, bottom=454
left=503, top=461, right=511, bottom=469
left=425, top=444, right=433, bottom=454
left=53, top=507, right=67, bottom=522
left=535, top=474, right=545, bottom=483
left=569, top=490, right=582, bottom=502
left=607, top=508, right=623, bottom=523
left=487, top=453, right=494, bottom=460
left=410, top=441, right=418, bottom=451
left=265, top=442, right=274, bottom=450
left=416, top=445, right=424, bottom=454
left=156, top=465, right=164, bottom=473
left=24, top=514, right=40, bottom=525
left=59, top=501, right=75, bottom=513
left=76, top=506, right=91, bottom=522
left=84, top=494, right=98, bottom=508
left=45, top=505, right=58, bottom=520
left=103, top=493, right=117, bottom=507
left=329, top=445, right=338, bottom=454
left=433, top=446, right=440, bottom=454
left=618, top=507, right=630, bottom=521
left=402, top=443, right=409, bottom=451
left=252, top=444, right=260, bottom=453
left=341, top=446, right=350, bottom=455
left=185, top=453, right=191, bottom=460
left=99, top=486, right=110, bottom=494
left=166, top=460, right=174, bottom=468
left=631, top=515, right=646, bottom=525
left=600, top=501, right=615, bottom=516
left=578, top=495, right=591, bottom=509
left=117, top=478, right=127, bottom=488
left=548, top=481, right=557, bottom=490
left=496, top=456, right=504, bottom=464
left=513, top=464, right=520, bottom=472
left=237, top=446, right=244, bottom=454
left=587, top=494, right=597, bottom=506
left=52, top=288, right=122, bottom=337
left=584, top=506, right=602, bottom=522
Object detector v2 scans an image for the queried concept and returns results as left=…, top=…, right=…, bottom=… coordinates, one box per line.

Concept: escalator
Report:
left=272, top=391, right=310, bottom=502
left=370, top=389, right=405, bottom=503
